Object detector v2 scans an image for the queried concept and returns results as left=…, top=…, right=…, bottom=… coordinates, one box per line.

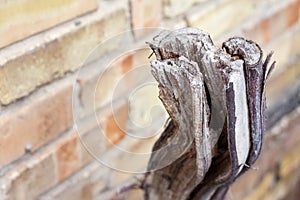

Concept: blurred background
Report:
left=0, top=0, right=299, bottom=199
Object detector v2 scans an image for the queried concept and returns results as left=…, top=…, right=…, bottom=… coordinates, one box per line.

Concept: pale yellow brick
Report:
left=163, top=0, right=207, bottom=18
left=0, top=0, right=98, bottom=48
left=127, top=82, right=168, bottom=135
left=243, top=173, right=275, bottom=200
left=0, top=0, right=128, bottom=105
left=161, top=17, right=187, bottom=30
left=265, top=23, right=300, bottom=79
left=263, top=170, right=300, bottom=200
left=231, top=107, right=300, bottom=199
left=258, top=146, right=300, bottom=200
left=267, top=60, right=300, bottom=108
left=186, top=0, right=266, bottom=39
left=280, top=145, right=300, bottom=178
left=240, top=0, right=300, bottom=45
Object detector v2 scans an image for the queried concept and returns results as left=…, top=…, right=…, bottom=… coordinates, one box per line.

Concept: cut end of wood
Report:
left=149, top=27, right=214, bottom=62
left=144, top=28, right=274, bottom=200
left=222, top=37, right=263, bottom=67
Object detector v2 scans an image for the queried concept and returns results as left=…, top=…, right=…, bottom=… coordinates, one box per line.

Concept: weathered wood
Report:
left=223, top=38, right=275, bottom=167
left=142, top=28, right=275, bottom=200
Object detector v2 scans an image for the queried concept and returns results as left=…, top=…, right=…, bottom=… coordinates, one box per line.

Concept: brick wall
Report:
left=0, top=0, right=299, bottom=199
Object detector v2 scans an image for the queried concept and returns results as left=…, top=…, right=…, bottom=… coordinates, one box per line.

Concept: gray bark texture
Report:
left=142, top=28, right=275, bottom=200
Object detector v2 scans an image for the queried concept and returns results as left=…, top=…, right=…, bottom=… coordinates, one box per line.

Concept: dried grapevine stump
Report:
left=142, top=28, right=275, bottom=200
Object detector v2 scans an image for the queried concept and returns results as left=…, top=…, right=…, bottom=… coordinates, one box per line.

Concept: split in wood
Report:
left=143, top=28, right=275, bottom=200
left=96, top=28, right=275, bottom=200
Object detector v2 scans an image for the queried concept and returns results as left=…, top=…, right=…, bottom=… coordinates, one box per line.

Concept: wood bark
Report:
left=142, top=28, right=275, bottom=200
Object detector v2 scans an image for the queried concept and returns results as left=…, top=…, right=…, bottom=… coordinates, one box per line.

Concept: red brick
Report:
left=79, top=125, right=106, bottom=165
left=103, top=104, right=128, bottom=147
left=77, top=48, right=153, bottom=119
left=56, top=136, right=80, bottom=181
left=1, top=153, right=57, bottom=200
left=76, top=54, right=130, bottom=119
left=261, top=19, right=271, bottom=44
left=262, top=23, right=300, bottom=78
left=241, top=18, right=268, bottom=46
left=269, top=0, right=299, bottom=40
left=3, top=0, right=300, bottom=199
left=42, top=182, right=94, bottom=200
left=0, top=81, right=73, bottom=167
left=120, top=48, right=153, bottom=91
left=1, top=132, right=83, bottom=199
left=243, top=0, right=300, bottom=44
left=120, top=53, right=134, bottom=74
left=1, top=102, right=127, bottom=199
left=130, top=0, right=162, bottom=38
left=35, top=103, right=134, bottom=199
left=38, top=162, right=109, bottom=200
left=286, top=0, right=300, bottom=27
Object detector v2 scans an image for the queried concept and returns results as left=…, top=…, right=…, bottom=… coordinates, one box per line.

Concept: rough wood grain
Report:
left=143, top=28, right=275, bottom=200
